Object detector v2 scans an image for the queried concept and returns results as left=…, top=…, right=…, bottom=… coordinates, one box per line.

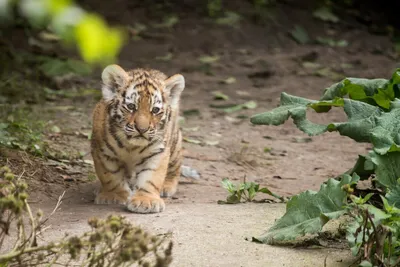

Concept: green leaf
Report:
left=226, top=194, right=241, bottom=204
left=221, top=178, right=236, bottom=194
left=251, top=92, right=382, bottom=141
left=370, top=108, right=400, bottom=154
left=215, top=11, right=241, bottom=26
left=386, top=184, right=400, bottom=208
left=183, top=138, right=202, bottom=145
left=221, top=77, right=236, bottom=84
left=289, top=25, right=309, bottom=45
left=358, top=260, right=373, bottom=267
left=212, top=91, right=229, bottom=100
left=312, top=7, right=339, bottom=23
left=316, top=37, right=338, bottom=47
left=214, top=101, right=257, bottom=113
left=51, top=125, right=61, bottom=133
left=320, top=70, right=400, bottom=109
left=250, top=92, right=317, bottom=128
left=155, top=53, right=173, bottom=61
left=153, top=15, right=179, bottom=28
left=258, top=187, right=284, bottom=202
left=183, top=109, right=200, bottom=117
left=198, top=55, right=219, bottom=64
left=363, top=204, right=392, bottom=225
left=253, top=174, right=359, bottom=244
left=345, top=155, right=375, bottom=180
left=369, top=151, right=400, bottom=188
left=74, top=14, right=125, bottom=64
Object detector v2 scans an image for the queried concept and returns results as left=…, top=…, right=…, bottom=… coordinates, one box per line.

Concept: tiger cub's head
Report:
left=101, top=64, right=185, bottom=146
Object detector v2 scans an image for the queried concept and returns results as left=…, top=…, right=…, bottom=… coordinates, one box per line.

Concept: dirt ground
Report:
left=1, top=1, right=399, bottom=266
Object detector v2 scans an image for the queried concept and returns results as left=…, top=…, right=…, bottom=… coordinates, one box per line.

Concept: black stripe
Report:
left=139, top=139, right=158, bottom=154
left=147, top=180, right=160, bottom=191
left=102, top=114, right=118, bottom=156
left=112, top=114, right=122, bottom=120
left=97, top=154, right=125, bottom=174
left=135, top=149, right=164, bottom=167
left=159, top=108, right=170, bottom=131
left=137, top=79, right=158, bottom=90
left=106, top=102, right=113, bottom=114
left=138, top=188, right=151, bottom=194
left=129, top=145, right=140, bottom=152
left=168, top=156, right=180, bottom=168
left=101, top=153, right=119, bottom=162
left=135, top=73, right=146, bottom=81
left=108, top=123, right=124, bottom=148
left=109, top=183, right=121, bottom=192
left=122, top=91, right=126, bottom=98
left=168, top=109, right=172, bottom=122
left=108, top=165, right=124, bottom=174
left=113, top=100, right=120, bottom=113
left=105, top=140, right=117, bottom=156
left=170, top=130, right=180, bottom=153
left=167, top=160, right=182, bottom=175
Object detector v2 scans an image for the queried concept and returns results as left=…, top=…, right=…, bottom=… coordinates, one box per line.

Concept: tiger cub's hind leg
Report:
left=161, top=136, right=182, bottom=198
left=161, top=164, right=181, bottom=198
left=92, top=151, right=131, bottom=205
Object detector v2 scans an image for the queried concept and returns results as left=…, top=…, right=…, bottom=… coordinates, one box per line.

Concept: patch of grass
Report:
left=0, top=106, right=48, bottom=156
left=0, top=71, right=46, bottom=104
left=44, top=87, right=101, bottom=100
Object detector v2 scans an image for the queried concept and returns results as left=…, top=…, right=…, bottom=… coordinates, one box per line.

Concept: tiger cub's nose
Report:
left=135, top=125, right=149, bottom=134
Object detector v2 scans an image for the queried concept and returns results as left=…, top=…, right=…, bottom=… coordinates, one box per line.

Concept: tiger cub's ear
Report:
left=165, top=74, right=185, bottom=109
left=101, top=64, right=129, bottom=101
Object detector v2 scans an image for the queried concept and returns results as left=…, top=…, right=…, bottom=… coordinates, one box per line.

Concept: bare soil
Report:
left=1, top=1, right=399, bottom=266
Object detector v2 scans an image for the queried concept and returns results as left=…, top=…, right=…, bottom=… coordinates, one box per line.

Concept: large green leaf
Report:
left=253, top=174, right=359, bottom=244
left=250, top=93, right=329, bottom=135
left=370, top=107, right=400, bottom=154
left=320, top=69, right=400, bottom=109
left=329, top=99, right=381, bottom=142
left=251, top=93, right=381, bottom=143
left=321, top=78, right=387, bottom=102
left=252, top=89, right=400, bottom=149
left=386, top=184, right=400, bottom=208
left=369, top=151, right=400, bottom=188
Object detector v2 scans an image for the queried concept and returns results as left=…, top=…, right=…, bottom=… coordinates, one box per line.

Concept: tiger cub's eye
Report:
left=127, top=103, right=136, bottom=110
left=152, top=107, right=160, bottom=114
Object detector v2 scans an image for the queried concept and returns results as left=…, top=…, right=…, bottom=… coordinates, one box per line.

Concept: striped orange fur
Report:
left=90, top=64, right=184, bottom=213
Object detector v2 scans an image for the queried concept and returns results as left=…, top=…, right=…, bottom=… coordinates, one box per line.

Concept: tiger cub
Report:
left=90, top=64, right=184, bottom=213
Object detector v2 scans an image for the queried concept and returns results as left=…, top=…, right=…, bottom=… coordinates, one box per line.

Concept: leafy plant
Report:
left=250, top=69, right=400, bottom=265
left=218, top=178, right=284, bottom=204
left=0, top=166, right=172, bottom=266
left=0, top=109, right=47, bottom=156
left=346, top=195, right=400, bottom=267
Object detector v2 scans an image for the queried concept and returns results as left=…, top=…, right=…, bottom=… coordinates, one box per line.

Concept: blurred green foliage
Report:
left=0, top=0, right=126, bottom=65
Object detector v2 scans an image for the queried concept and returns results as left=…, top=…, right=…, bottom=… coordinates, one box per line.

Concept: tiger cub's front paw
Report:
left=126, top=194, right=165, bottom=213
